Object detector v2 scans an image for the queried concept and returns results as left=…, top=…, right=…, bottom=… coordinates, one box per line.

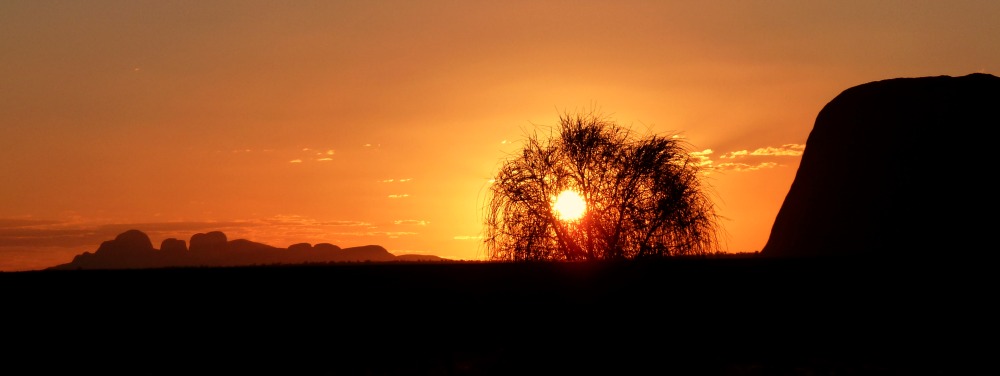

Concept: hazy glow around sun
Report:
left=552, top=189, right=587, bottom=222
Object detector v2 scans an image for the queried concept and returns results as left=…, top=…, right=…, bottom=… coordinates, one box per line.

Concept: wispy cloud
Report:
left=453, top=235, right=483, bottom=241
left=718, top=144, right=805, bottom=159
left=382, top=232, right=417, bottom=239
left=380, top=178, right=412, bottom=183
left=691, top=144, right=804, bottom=173
left=0, top=219, right=60, bottom=228
left=319, top=220, right=373, bottom=227
left=689, top=149, right=715, bottom=167
left=712, top=162, right=779, bottom=172
left=96, top=221, right=248, bottom=234
left=286, top=147, right=340, bottom=164
left=312, top=149, right=336, bottom=161
left=319, top=230, right=419, bottom=238
left=394, top=220, right=429, bottom=226
left=388, top=194, right=410, bottom=199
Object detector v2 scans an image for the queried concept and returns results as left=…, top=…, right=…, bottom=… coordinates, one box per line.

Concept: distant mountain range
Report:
left=47, top=229, right=448, bottom=270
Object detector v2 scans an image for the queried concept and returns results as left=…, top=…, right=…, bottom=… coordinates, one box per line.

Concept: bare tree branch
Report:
left=484, top=111, right=722, bottom=261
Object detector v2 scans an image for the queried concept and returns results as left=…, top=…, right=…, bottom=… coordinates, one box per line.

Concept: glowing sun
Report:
left=552, top=189, right=587, bottom=222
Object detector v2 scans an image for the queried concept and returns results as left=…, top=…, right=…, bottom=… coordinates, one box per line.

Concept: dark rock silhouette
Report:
left=761, top=73, right=1000, bottom=258
left=48, top=229, right=446, bottom=270
left=287, top=242, right=313, bottom=252
left=314, top=243, right=340, bottom=252
left=95, top=229, right=155, bottom=255
left=189, top=231, right=228, bottom=252
left=338, top=244, right=397, bottom=262
left=160, top=238, right=187, bottom=253
left=67, top=229, right=157, bottom=269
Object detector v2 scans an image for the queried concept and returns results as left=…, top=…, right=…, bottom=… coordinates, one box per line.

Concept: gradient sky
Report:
left=2, top=1, right=998, bottom=271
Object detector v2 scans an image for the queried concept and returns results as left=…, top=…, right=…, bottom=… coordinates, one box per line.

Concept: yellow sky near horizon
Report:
left=2, top=1, right=998, bottom=271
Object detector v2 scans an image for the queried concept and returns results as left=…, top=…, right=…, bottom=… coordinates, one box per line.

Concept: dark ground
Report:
left=4, top=256, right=996, bottom=375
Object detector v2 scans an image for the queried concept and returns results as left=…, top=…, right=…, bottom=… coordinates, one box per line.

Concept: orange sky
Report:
left=2, top=1, right=998, bottom=271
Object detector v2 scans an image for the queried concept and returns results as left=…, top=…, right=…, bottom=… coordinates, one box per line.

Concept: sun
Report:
left=552, top=189, right=587, bottom=222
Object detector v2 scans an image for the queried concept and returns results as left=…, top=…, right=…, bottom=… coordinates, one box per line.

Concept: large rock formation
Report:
left=314, top=243, right=340, bottom=253
left=761, top=73, right=1000, bottom=258
left=99, top=229, right=155, bottom=254
left=287, top=243, right=314, bottom=253
left=69, top=229, right=158, bottom=269
left=189, top=231, right=229, bottom=252
left=160, top=238, right=187, bottom=253
left=48, top=229, right=447, bottom=270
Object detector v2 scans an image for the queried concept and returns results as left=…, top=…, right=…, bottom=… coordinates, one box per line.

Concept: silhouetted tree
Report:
left=484, top=111, right=721, bottom=261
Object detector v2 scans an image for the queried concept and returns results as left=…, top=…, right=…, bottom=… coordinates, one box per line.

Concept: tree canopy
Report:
left=484, top=112, right=721, bottom=261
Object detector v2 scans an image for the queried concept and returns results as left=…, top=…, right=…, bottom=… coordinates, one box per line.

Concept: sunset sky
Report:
left=2, top=1, right=998, bottom=271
